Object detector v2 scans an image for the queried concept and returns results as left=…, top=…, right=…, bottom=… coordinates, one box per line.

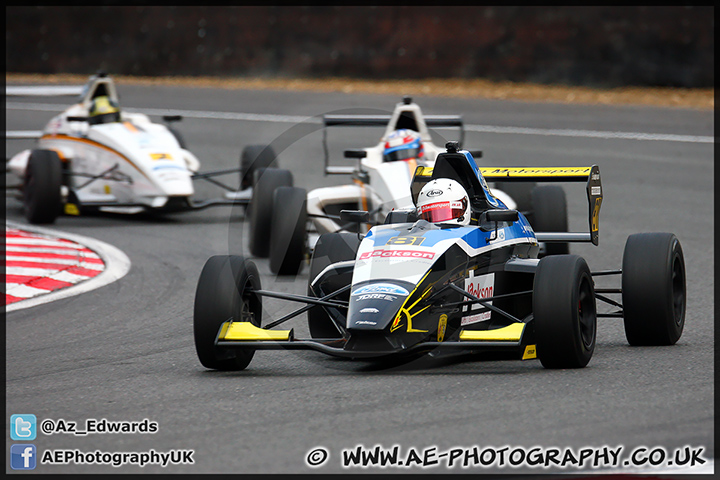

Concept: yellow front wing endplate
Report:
left=218, top=322, right=293, bottom=341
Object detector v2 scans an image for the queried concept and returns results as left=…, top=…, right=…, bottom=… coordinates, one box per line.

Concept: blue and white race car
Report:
left=193, top=142, right=686, bottom=371
left=246, top=96, right=569, bottom=276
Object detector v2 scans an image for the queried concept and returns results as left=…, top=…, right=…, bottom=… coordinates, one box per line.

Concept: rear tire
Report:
left=248, top=168, right=293, bottom=258
left=307, top=232, right=360, bottom=339
left=24, top=149, right=63, bottom=224
left=193, top=255, right=262, bottom=371
left=534, top=255, right=596, bottom=368
left=269, top=186, right=308, bottom=275
left=240, top=144, right=278, bottom=190
left=494, top=181, right=536, bottom=213
left=622, top=233, right=686, bottom=346
left=530, top=185, right=569, bottom=256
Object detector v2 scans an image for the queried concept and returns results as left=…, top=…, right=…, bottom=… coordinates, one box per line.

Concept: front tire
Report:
left=534, top=255, right=596, bottom=368
left=248, top=168, right=293, bottom=258
left=622, top=233, right=686, bottom=346
left=24, top=149, right=63, bottom=224
left=307, top=232, right=360, bottom=339
left=193, top=255, right=262, bottom=371
left=269, top=186, right=308, bottom=275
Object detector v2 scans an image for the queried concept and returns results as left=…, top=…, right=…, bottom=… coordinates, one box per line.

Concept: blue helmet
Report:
left=383, top=129, right=424, bottom=162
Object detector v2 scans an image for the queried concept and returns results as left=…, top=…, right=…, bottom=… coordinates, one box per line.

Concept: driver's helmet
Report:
left=88, top=96, right=121, bottom=125
left=416, top=178, right=471, bottom=226
left=383, top=129, right=424, bottom=162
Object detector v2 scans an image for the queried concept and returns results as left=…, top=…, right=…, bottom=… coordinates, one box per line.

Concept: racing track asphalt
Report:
left=4, top=84, right=714, bottom=475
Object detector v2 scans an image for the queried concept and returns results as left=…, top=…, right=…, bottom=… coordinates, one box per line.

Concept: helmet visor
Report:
left=384, top=147, right=422, bottom=162
left=419, top=199, right=467, bottom=223
left=89, top=111, right=120, bottom=125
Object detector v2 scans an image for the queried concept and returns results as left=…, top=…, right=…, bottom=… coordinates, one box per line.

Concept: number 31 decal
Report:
left=385, top=236, right=425, bottom=246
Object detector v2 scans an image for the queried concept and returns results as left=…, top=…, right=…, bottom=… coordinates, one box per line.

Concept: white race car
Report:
left=247, top=96, right=568, bottom=275
left=6, top=73, right=270, bottom=224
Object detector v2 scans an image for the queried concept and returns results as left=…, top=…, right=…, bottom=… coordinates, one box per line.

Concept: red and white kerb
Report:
left=3, top=228, right=105, bottom=306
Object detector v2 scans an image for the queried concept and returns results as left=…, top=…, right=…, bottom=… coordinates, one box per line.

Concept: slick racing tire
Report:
left=530, top=185, right=570, bottom=256
left=24, top=149, right=63, bottom=224
left=534, top=255, right=596, bottom=369
left=493, top=181, right=536, bottom=213
left=168, top=126, right=187, bottom=149
left=240, top=144, right=279, bottom=191
left=269, top=186, right=308, bottom=275
left=622, top=233, right=686, bottom=346
left=307, top=232, right=360, bottom=339
left=194, top=255, right=262, bottom=371
left=248, top=168, right=293, bottom=258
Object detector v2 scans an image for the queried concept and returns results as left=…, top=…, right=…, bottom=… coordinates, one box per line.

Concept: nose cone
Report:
left=346, top=281, right=413, bottom=331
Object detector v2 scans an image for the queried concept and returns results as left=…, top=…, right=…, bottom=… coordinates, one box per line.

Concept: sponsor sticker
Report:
left=356, top=293, right=397, bottom=302
left=359, top=308, right=379, bottom=314
left=352, top=283, right=409, bottom=296
left=358, top=249, right=435, bottom=260
left=355, top=320, right=378, bottom=326
left=523, top=345, right=537, bottom=360
left=462, top=273, right=495, bottom=325
left=420, top=201, right=463, bottom=214
left=437, top=314, right=448, bottom=342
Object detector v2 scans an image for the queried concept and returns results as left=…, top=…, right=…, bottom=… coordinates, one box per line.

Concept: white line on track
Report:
left=6, top=102, right=713, bottom=144
left=5, top=221, right=132, bottom=313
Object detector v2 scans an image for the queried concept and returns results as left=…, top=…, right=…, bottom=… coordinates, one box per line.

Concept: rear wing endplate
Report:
left=479, top=166, right=603, bottom=245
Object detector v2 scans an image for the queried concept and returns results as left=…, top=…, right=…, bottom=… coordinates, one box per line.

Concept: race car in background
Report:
left=247, top=96, right=569, bottom=275
left=192, top=143, right=686, bottom=371
left=5, top=73, right=274, bottom=224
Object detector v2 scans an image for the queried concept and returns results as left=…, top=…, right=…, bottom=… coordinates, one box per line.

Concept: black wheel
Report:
left=494, top=181, right=536, bottom=213
left=193, top=255, right=262, bottom=371
left=248, top=168, right=293, bottom=258
left=622, top=233, right=686, bottom=346
left=530, top=185, right=569, bottom=256
left=534, top=255, right=596, bottom=368
left=269, top=186, right=308, bottom=275
left=168, top=126, right=187, bottom=149
left=240, top=144, right=278, bottom=190
left=307, top=232, right=360, bottom=339
left=24, top=149, right=63, bottom=224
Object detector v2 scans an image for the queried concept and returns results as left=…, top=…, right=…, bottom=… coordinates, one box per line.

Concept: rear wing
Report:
left=480, top=166, right=603, bottom=245
left=411, top=163, right=603, bottom=246
left=323, top=114, right=463, bottom=129
left=6, top=73, right=118, bottom=141
left=5, top=84, right=85, bottom=140
left=6, top=85, right=84, bottom=96
left=321, top=106, right=464, bottom=175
